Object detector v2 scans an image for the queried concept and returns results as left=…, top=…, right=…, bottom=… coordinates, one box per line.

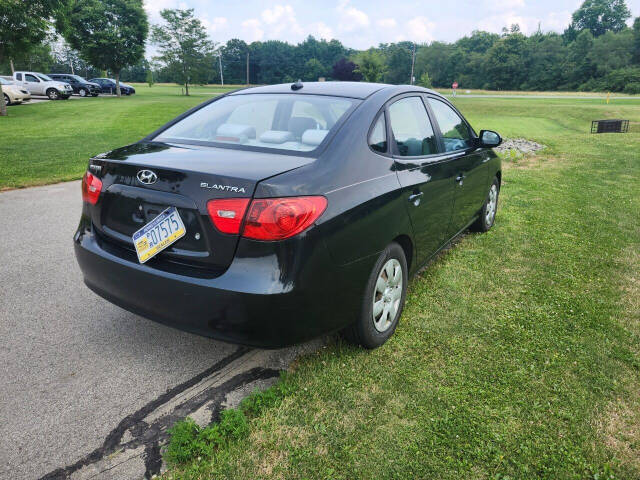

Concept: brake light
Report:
left=81, top=171, right=102, bottom=205
left=243, top=196, right=327, bottom=240
left=207, top=198, right=250, bottom=234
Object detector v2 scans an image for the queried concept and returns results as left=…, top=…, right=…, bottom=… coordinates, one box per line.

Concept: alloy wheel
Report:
left=372, top=258, right=403, bottom=332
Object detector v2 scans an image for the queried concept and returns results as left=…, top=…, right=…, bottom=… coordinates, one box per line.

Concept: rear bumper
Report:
left=74, top=220, right=372, bottom=347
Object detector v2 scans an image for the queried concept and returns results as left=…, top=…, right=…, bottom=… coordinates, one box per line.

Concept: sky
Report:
left=144, top=0, right=640, bottom=50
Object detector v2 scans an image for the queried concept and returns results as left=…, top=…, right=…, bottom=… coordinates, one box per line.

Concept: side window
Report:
left=388, top=97, right=438, bottom=157
left=16, top=73, right=22, bottom=81
left=368, top=114, right=387, bottom=153
left=428, top=98, right=474, bottom=152
left=25, top=74, right=39, bottom=82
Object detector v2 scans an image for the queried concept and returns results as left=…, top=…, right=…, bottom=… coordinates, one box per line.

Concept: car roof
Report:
left=230, top=81, right=442, bottom=100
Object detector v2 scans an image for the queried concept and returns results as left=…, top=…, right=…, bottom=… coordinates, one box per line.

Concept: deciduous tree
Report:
left=58, top=0, right=148, bottom=97
left=569, top=0, right=631, bottom=37
left=151, top=9, right=213, bottom=95
left=331, top=57, right=361, bottom=81
left=0, top=0, right=63, bottom=116
left=353, top=49, right=386, bottom=83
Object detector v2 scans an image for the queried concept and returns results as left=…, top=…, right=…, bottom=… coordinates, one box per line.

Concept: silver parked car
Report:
left=13, top=71, right=73, bottom=100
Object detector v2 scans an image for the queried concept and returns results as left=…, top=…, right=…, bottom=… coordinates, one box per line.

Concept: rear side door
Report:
left=389, top=95, right=456, bottom=267
left=427, top=97, right=488, bottom=237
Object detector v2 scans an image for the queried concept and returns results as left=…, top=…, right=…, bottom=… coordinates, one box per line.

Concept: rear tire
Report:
left=79, top=88, right=88, bottom=97
left=3, top=94, right=10, bottom=106
left=471, top=177, right=500, bottom=232
left=46, top=88, right=59, bottom=100
left=342, top=242, right=408, bottom=349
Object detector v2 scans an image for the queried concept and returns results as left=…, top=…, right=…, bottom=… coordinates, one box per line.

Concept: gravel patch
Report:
left=496, top=138, right=546, bottom=156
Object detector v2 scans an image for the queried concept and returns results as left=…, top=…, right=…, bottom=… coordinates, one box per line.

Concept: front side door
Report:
left=427, top=97, right=488, bottom=236
left=389, top=95, right=456, bottom=267
left=24, top=74, right=43, bottom=95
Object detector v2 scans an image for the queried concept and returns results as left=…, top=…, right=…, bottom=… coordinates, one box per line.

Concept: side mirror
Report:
left=478, top=130, right=502, bottom=148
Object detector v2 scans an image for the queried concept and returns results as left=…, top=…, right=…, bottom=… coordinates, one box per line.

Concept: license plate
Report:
left=132, top=207, right=186, bottom=263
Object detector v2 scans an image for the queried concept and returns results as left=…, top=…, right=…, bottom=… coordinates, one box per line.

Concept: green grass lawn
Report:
left=433, top=88, right=639, bottom=97
left=2, top=86, right=639, bottom=479
left=159, top=97, right=640, bottom=480
left=0, top=84, right=237, bottom=190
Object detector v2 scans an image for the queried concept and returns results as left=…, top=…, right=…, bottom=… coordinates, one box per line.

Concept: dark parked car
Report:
left=48, top=74, right=101, bottom=96
left=88, top=78, right=135, bottom=95
left=74, top=82, right=502, bottom=348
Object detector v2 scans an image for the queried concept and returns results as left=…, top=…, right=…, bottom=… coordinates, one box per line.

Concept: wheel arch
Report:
left=393, top=234, right=413, bottom=272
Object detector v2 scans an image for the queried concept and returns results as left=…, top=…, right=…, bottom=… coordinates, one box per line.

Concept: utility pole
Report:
left=410, top=42, right=416, bottom=85
left=218, top=54, right=224, bottom=86
left=246, top=51, right=250, bottom=86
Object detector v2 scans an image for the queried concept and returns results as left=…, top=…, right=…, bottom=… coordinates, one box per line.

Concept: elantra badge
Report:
left=137, top=170, right=157, bottom=185
left=200, top=182, right=246, bottom=193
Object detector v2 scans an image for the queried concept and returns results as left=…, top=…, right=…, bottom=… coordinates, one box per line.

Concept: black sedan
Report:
left=48, top=74, right=101, bottom=96
left=88, top=78, right=136, bottom=95
left=74, top=82, right=502, bottom=348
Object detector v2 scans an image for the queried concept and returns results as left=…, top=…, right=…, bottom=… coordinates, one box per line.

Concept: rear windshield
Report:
left=154, top=93, right=358, bottom=153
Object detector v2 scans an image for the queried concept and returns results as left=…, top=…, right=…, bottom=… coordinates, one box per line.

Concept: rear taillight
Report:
left=81, top=171, right=102, bottom=205
left=243, top=196, right=327, bottom=240
left=207, top=198, right=251, bottom=234
left=207, top=196, right=327, bottom=240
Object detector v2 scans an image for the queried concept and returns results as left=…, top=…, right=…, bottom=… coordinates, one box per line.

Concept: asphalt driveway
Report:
left=0, top=181, right=320, bottom=479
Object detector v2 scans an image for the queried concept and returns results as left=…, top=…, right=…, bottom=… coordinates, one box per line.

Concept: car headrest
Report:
left=301, top=129, right=328, bottom=146
left=215, top=124, right=256, bottom=142
left=288, top=117, right=318, bottom=139
left=259, top=130, right=294, bottom=144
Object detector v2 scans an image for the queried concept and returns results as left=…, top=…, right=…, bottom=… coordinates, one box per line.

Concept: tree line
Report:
left=1, top=0, right=640, bottom=117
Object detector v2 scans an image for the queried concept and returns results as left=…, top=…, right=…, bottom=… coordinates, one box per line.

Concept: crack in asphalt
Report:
left=39, top=346, right=280, bottom=480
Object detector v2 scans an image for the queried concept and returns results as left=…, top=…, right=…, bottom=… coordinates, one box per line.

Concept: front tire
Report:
left=343, top=242, right=408, bottom=349
left=472, top=177, right=500, bottom=232
left=3, top=94, right=10, bottom=106
left=46, top=89, right=59, bottom=100
left=79, top=88, right=88, bottom=97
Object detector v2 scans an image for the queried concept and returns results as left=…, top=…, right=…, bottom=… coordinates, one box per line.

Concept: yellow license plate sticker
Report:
left=132, top=206, right=186, bottom=263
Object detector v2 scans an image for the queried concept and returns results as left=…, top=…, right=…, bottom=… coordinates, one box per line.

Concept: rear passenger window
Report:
left=369, top=114, right=387, bottom=153
left=428, top=98, right=474, bottom=152
left=388, top=97, right=437, bottom=157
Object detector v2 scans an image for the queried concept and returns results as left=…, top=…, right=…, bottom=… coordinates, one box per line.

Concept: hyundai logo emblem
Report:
left=137, top=170, right=157, bottom=185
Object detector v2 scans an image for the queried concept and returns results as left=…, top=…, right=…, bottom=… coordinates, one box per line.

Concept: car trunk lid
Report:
left=88, top=142, right=313, bottom=272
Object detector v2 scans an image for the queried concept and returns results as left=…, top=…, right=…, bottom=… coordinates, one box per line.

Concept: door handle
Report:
left=408, top=192, right=424, bottom=206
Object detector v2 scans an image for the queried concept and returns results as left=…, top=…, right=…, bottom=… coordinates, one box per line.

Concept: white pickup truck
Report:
left=13, top=71, right=73, bottom=100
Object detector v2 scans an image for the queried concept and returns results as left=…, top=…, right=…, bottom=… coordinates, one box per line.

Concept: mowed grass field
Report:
left=2, top=84, right=639, bottom=478
left=0, top=84, right=237, bottom=190
left=160, top=96, right=638, bottom=479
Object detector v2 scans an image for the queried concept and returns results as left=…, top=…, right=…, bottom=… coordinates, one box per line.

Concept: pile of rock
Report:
left=495, top=138, right=545, bottom=156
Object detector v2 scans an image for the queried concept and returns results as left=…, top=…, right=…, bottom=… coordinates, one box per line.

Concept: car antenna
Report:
left=291, top=79, right=303, bottom=91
